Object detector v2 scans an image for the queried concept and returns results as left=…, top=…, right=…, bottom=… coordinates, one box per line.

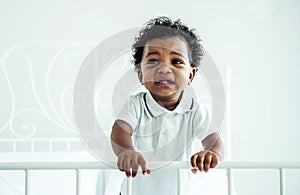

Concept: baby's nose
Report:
left=157, top=63, right=172, bottom=73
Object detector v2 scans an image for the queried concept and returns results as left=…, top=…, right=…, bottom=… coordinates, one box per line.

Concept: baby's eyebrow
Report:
left=144, top=51, right=159, bottom=58
left=145, top=51, right=188, bottom=60
left=170, top=51, right=189, bottom=61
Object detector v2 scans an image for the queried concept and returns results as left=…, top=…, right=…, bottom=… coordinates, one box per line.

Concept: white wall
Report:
left=1, top=0, right=300, bottom=194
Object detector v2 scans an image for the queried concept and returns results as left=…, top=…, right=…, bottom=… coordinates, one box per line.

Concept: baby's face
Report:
left=139, top=36, right=196, bottom=102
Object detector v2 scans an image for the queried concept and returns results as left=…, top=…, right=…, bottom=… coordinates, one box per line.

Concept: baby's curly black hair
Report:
left=132, top=16, right=204, bottom=71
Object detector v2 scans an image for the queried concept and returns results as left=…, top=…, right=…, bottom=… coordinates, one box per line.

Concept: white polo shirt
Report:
left=117, top=86, right=214, bottom=195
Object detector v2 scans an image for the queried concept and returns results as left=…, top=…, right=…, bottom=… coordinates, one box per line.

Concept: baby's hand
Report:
left=190, top=150, right=219, bottom=173
left=117, top=150, right=151, bottom=178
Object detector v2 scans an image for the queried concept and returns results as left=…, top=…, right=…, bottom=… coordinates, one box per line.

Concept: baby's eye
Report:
left=147, top=59, right=159, bottom=65
left=172, top=59, right=184, bottom=65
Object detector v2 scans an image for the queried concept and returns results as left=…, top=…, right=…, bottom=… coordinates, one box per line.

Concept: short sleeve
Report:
left=192, top=104, right=216, bottom=141
left=116, top=95, right=140, bottom=130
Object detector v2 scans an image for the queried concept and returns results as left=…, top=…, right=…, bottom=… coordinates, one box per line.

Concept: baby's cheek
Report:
left=142, top=74, right=154, bottom=83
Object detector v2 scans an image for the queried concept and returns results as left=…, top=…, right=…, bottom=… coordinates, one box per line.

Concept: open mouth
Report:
left=154, top=79, right=175, bottom=86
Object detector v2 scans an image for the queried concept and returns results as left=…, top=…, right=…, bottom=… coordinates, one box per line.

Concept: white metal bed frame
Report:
left=0, top=161, right=299, bottom=195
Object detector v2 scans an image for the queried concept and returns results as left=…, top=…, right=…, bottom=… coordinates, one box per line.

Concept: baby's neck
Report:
left=151, top=91, right=183, bottom=111
left=159, top=100, right=178, bottom=110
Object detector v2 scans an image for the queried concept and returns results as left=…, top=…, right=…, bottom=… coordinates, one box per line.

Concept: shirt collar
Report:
left=143, top=85, right=195, bottom=117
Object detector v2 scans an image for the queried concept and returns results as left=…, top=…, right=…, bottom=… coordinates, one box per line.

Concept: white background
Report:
left=1, top=0, right=300, bottom=194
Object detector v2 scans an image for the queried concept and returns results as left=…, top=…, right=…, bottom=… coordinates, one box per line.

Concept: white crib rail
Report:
left=0, top=161, right=300, bottom=195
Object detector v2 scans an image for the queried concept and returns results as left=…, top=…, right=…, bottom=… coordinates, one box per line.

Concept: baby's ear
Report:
left=189, top=67, right=197, bottom=83
left=137, top=71, right=143, bottom=84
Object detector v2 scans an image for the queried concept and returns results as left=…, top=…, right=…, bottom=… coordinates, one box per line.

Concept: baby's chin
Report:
left=150, top=90, right=182, bottom=100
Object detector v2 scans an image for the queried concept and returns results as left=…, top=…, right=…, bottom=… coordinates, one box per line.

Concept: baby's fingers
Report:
left=191, top=154, right=198, bottom=168
left=191, top=152, right=205, bottom=172
left=210, top=155, right=219, bottom=168
left=204, top=155, right=213, bottom=172
left=131, top=158, right=139, bottom=178
left=139, top=157, right=151, bottom=175
left=117, top=152, right=151, bottom=177
left=124, top=158, right=132, bottom=177
left=191, top=154, right=199, bottom=173
left=117, top=156, right=125, bottom=172
left=191, top=151, right=220, bottom=173
left=197, top=155, right=205, bottom=172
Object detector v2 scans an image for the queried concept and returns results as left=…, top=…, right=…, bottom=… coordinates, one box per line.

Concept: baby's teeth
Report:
left=161, top=80, right=168, bottom=84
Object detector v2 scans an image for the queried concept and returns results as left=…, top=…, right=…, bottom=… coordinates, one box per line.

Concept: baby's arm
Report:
left=111, top=120, right=151, bottom=178
left=191, top=132, right=224, bottom=173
